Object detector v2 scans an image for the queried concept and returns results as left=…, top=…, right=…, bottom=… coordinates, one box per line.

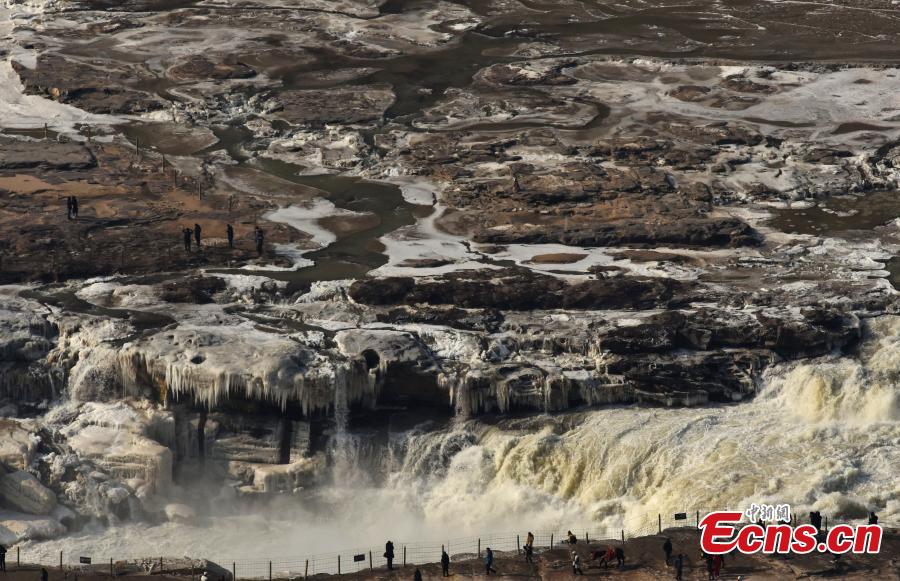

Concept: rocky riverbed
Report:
left=1, top=0, right=899, bottom=553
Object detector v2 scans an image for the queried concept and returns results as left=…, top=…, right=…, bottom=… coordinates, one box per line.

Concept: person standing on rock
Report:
left=440, top=549, right=450, bottom=576
left=673, top=554, right=684, bottom=581
left=226, top=224, right=234, bottom=249
left=183, top=227, right=193, bottom=252
left=194, top=223, right=202, bottom=248
left=567, top=531, right=577, bottom=545
left=413, top=568, right=422, bottom=581
left=484, top=547, right=496, bottom=575
left=41, top=567, right=49, bottom=581
left=663, top=537, right=673, bottom=565
left=384, top=540, right=395, bottom=570
left=254, top=226, right=265, bottom=256
left=0, top=543, right=6, bottom=571
left=868, top=511, right=878, bottom=525
left=615, top=546, right=625, bottom=569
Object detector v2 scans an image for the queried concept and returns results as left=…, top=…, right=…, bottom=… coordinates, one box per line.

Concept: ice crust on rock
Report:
left=117, top=323, right=375, bottom=413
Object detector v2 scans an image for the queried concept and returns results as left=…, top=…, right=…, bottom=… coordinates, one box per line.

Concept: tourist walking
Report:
left=384, top=541, right=395, bottom=570
left=674, top=554, right=684, bottom=581
left=663, top=537, right=673, bottom=565
left=484, top=547, right=496, bottom=575
left=413, top=568, right=422, bottom=581
left=571, top=551, right=582, bottom=575
left=226, top=224, right=234, bottom=249
left=41, top=568, right=49, bottom=581
left=441, top=549, right=450, bottom=577
left=194, top=223, right=202, bottom=248
left=615, top=546, right=625, bottom=568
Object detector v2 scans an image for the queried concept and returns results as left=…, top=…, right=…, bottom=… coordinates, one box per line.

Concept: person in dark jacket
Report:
left=71, top=195, right=78, bottom=218
left=183, top=227, right=193, bottom=251
left=41, top=567, right=49, bottom=581
left=194, top=223, right=202, bottom=248
left=254, top=226, right=265, bottom=255
left=484, top=547, right=496, bottom=575
left=384, top=541, right=395, bottom=570
left=66, top=196, right=73, bottom=220
left=440, top=550, right=450, bottom=576
left=663, top=538, right=673, bottom=565
left=0, top=543, right=6, bottom=571
left=674, top=554, right=684, bottom=581
left=413, top=569, right=422, bottom=581
left=868, top=511, right=879, bottom=525
left=615, top=547, right=625, bottom=568
left=226, top=224, right=234, bottom=249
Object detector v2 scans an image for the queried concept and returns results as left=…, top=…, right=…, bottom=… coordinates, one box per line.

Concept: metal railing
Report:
left=7, top=509, right=894, bottom=579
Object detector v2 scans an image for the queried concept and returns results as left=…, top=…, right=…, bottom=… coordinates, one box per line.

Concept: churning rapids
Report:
left=21, top=316, right=900, bottom=560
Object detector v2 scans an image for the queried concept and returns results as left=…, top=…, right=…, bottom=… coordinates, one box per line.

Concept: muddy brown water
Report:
left=767, top=191, right=900, bottom=236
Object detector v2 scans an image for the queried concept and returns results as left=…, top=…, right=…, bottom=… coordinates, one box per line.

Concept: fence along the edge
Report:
left=13, top=509, right=894, bottom=579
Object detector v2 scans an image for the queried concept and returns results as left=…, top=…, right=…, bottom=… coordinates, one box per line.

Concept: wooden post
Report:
left=402, top=546, right=406, bottom=567
left=516, top=535, right=520, bottom=553
left=162, top=154, right=166, bottom=171
left=268, top=561, right=271, bottom=581
left=658, top=514, right=662, bottom=534
left=477, top=539, right=481, bottom=557
left=304, top=560, right=308, bottom=579
left=585, top=532, right=588, bottom=543
left=44, top=123, right=49, bottom=139
left=550, top=534, right=554, bottom=548
left=621, top=530, right=625, bottom=544
left=60, top=551, right=63, bottom=569
left=824, top=516, right=828, bottom=532
left=368, top=551, right=372, bottom=570
left=696, top=511, right=700, bottom=528
left=337, top=555, right=340, bottom=575
left=17, top=547, right=20, bottom=568
left=110, top=558, right=114, bottom=577
left=232, top=562, right=236, bottom=581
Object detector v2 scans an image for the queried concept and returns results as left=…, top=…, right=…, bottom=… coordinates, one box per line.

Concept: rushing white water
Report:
left=21, top=317, right=900, bottom=562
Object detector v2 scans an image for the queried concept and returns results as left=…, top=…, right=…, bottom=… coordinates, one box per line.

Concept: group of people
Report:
left=181, top=224, right=265, bottom=255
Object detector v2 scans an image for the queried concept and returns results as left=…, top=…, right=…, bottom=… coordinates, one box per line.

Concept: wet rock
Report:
left=474, top=216, right=760, bottom=248
left=0, top=510, right=66, bottom=544
left=272, top=85, right=395, bottom=125
left=0, top=420, right=38, bottom=471
left=0, top=136, right=96, bottom=171
left=350, top=268, right=693, bottom=311
left=168, top=55, right=256, bottom=81
left=160, top=276, right=227, bottom=304
left=13, top=55, right=167, bottom=115
left=0, top=470, right=58, bottom=515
